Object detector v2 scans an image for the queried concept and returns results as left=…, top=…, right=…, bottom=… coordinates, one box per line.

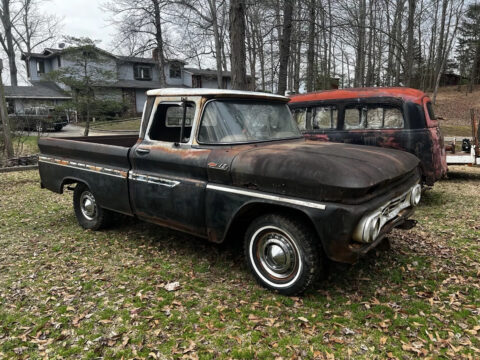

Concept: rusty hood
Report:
left=228, top=140, right=420, bottom=204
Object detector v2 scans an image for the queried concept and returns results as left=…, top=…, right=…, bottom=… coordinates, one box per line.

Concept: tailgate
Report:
left=38, top=137, right=133, bottom=215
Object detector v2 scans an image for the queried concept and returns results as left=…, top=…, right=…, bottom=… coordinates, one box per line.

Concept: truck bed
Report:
left=61, top=135, right=139, bottom=147
left=38, top=135, right=138, bottom=216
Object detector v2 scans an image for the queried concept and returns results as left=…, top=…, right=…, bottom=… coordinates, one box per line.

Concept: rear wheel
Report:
left=244, top=213, right=323, bottom=295
left=35, top=122, right=45, bottom=133
left=73, top=183, right=113, bottom=230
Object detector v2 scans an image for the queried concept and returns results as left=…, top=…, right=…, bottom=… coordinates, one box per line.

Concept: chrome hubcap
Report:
left=259, top=233, right=296, bottom=279
left=80, top=191, right=97, bottom=220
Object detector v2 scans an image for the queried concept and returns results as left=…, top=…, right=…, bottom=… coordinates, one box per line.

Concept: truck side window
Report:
left=313, top=106, right=337, bottom=129
left=149, top=102, right=195, bottom=142
left=292, top=108, right=307, bottom=130
left=345, top=106, right=404, bottom=129
left=383, top=108, right=404, bottom=128
left=367, top=108, right=383, bottom=129
left=344, top=107, right=366, bottom=129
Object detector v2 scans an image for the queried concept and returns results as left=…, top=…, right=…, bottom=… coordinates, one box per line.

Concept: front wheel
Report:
left=244, top=213, right=323, bottom=295
left=36, top=122, right=44, bottom=133
left=73, top=183, right=113, bottom=230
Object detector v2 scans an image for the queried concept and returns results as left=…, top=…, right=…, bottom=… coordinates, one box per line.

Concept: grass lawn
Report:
left=439, top=124, right=473, bottom=138
left=89, top=118, right=141, bottom=131
left=10, top=135, right=40, bottom=157
left=0, top=168, right=479, bottom=359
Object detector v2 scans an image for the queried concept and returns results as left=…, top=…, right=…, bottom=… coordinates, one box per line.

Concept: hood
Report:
left=228, top=140, right=420, bottom=204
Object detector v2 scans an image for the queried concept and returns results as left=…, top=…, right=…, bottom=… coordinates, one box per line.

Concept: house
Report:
left=4, top=81, right=71, bottom=115
left=19, top=46, right=240, bottom=115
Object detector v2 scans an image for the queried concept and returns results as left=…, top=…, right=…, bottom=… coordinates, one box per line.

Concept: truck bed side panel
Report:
left=38, top=137, right=133, bottom=215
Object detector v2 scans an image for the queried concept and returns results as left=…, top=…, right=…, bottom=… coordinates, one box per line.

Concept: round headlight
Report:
left=410, top=184, right=422, bottom=206
left=372, top=217, right=381, bottom=239
left=363, top=215, right=381, bottom=243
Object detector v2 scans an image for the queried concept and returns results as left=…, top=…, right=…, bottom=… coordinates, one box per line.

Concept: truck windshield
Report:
left=198, top=100, right=301, bottom=144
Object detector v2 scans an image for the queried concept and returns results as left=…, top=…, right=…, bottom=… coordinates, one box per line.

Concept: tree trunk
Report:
left=405, top=0, right=416, bottom=87
left=277, top=0, right=294, bottom=95
left=246, top=10, right=257, bottom=91
left=306, top=0, right=315, bottom=92
left=434, top=0, right=448, bottom=89
left=433, top=0, right=463, bottom=103
left=1, top=0, right=18, bottom=86
left=354, top=0, right=366, bottom=87
left=152, top=0, right=167, bottom=87
left=208, top=0, right=224, bottom=89
left=469, top=40, right=480, bottom=93
left=229, top=0, right=248, bottom=90
left=0, top=63, right=13, bottom=159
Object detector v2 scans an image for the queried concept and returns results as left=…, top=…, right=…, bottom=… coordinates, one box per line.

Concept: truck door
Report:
left=129, top=97, right=210, bottom=237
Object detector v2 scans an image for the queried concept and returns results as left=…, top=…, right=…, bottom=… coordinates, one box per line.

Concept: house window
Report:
left=37, top=60, right=45, bottom=75
left=169, top=62, right=182, bottom=79
left=57, top=56, right=61, bottom=68
left=192, top=75, right=202, bottom=88
left=134, top=65, right=152, bottom=81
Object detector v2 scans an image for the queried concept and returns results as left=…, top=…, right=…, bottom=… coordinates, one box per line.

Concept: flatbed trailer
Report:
left=445, top=109, right=480, bottom=166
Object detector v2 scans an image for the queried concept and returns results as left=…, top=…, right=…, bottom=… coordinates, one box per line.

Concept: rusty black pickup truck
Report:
left=39, top=89, right=422, bottom=295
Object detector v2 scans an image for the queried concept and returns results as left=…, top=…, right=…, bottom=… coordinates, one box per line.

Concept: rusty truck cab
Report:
left=289, top=88, right=447, bottom=186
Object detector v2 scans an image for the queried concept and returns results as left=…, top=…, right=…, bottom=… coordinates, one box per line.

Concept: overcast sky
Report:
left=49, top=0, right=115, bottom=50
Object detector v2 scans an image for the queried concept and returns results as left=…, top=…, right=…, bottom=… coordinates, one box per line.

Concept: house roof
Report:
left=104, top=80, right=188, bottom=90
left=146, top=88, right=288, bottom=101
left=183, top=67, right=255, bottom=80
left=289, top=87, right=429, bottom=105
left=184, top=67, right=233, bottom=78
left=118, top=56, right=186, bottom=65
left=22, top=46, right=188, bottom=67
left=4, top=81, right=72, bottom=99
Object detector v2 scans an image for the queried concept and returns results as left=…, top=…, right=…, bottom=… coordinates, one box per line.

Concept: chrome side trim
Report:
left=129, top=173, right=180, bottom=188
left=39, top=156, right=127, bottom=179
left=207, top=184, right=326, bottom=210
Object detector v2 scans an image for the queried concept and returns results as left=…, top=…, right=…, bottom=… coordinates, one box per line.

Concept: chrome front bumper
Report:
left=352, top=183, right=421, bottom=244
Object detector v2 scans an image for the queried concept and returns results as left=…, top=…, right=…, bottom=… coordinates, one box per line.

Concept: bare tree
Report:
left=432, top=0, right=464, bottom=103
left=103, top=0, right=171, bottom=87
left=306, top=0, right=315, bottom=92
left=354, top=0, right=366, bottom=87
left=0, top=0, right=18, bottom=86
left=277, top=0, right=294, bottom=95
left=0, top=59, right=13, bottom=159
left=176, top=0, right=227, bottom=88
left=13, top=0, right=63, bottom=54
left=229, top=0, right=247, bottom=90
left=405, top=0, right=416, bottom=86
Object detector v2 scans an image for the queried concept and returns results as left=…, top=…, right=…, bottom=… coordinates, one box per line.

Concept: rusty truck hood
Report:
left=226, top=140, right=420, bottom=204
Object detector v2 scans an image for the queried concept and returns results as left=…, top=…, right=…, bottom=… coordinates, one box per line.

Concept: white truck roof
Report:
left=146, top=88, right=289, bottom=101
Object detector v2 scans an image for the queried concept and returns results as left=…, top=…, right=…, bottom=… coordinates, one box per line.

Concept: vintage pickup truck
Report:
left=39, top=89, right=422, bottom=295
left=289, top=88, right=448, bottom=186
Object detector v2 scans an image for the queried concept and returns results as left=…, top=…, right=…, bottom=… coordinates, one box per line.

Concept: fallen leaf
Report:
left=164, top=282, right=181, bottom=292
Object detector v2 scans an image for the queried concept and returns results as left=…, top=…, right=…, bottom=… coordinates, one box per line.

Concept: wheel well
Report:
left=223, top=203, right=319, bottom=246
left=60, top=178, right=86, bottom=194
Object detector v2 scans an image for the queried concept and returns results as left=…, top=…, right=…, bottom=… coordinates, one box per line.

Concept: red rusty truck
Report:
left=289, top=88, right=448, bottom=186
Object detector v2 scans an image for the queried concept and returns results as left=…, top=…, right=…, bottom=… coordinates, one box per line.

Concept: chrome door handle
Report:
left=136, top=147, right=150, bottom=155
